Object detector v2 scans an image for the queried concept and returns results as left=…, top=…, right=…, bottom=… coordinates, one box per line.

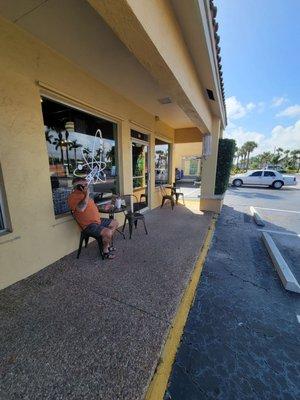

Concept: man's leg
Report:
left=100, top=227, right=113, bottom=254
left=108, top=219, right=119, bottom=235
left=107, top=219, right=119, bottom=248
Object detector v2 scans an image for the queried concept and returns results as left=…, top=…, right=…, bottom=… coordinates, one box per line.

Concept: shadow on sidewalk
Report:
left=0, top=204, right=213, bottom=400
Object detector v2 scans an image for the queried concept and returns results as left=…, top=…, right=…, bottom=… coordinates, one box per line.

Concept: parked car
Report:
left=230, top=169, right=297, bottom=189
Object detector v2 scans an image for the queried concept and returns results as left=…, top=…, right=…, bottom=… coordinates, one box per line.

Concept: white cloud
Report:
left=271, top=96, right=288, bottom=107
left=224, top=95, right=300, bottom=154
left=225, top=120, right=300, bottom=154
left=262, top=120, right=300, bottom=150
left=246, top=102, right=256, bottom=111
left=225, top=96, right=257, bottom=120
left=224, top=126, right=264, bottom=151
left=256, top=101, right=265, bottom=114
left=276, top=105, right=300, bottom=118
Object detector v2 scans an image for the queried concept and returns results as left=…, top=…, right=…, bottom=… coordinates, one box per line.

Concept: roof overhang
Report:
left=171, top=0, right=227, bottom=129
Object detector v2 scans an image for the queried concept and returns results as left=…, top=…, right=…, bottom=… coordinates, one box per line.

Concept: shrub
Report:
left=214, top=139, right=236, bottom=195
left=231, top=166, right=243, bottom=175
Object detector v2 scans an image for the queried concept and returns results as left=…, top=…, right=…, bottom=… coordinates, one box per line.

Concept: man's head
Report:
left=72, top=176, right=88, bottom=191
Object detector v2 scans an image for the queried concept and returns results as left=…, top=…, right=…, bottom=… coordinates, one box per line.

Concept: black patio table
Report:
left=97, top=204, right=126, bottom=239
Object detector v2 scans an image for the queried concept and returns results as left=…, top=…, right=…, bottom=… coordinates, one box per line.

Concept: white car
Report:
left=230, top=169, right=297, bottom=189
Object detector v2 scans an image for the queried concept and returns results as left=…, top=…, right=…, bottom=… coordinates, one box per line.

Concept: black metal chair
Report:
left=160, top=185, right=175, bottom=210
left=121, top=194, right=148, bottom=239
left=71, top=211, right=104, bottom=260
left=139, top=193, right=147, bottom=209
left=172, top=182, right=185, bottom=205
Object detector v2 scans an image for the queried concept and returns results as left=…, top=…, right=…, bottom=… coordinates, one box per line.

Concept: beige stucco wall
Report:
left=173, top=143, right=202, bottom=172
left=174, top=127, right=203, bottom=144
left=88, top=0, right=213, bottom=132
left=0, top=17, right=175, bottom=289
left=200, top=117, right=222, bottom=212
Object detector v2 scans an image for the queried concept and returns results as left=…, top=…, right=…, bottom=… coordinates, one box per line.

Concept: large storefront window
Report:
left=155, top=138, right=170, bottom=185
left=42, top=97, right=118, bottom=216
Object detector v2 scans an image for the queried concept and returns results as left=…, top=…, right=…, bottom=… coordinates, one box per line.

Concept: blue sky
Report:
left=215, top=0, right=300, bottom=153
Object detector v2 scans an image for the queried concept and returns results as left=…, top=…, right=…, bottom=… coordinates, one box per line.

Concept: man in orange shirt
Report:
left=68, top=177, right=118, bottom=259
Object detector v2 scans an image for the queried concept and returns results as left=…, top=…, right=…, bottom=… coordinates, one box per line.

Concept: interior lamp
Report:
left=65, top=121, right=75, bottom=132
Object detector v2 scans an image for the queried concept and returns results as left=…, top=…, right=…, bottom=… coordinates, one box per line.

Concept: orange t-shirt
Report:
left=68, top=189, right=100, bottom=230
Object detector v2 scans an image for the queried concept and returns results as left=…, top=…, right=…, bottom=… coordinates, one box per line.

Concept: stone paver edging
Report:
left=145, top=215, right=218, bottom=400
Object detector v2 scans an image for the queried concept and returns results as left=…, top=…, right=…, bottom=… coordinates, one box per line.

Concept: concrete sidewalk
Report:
left=0, top=205, right=213, bottom=400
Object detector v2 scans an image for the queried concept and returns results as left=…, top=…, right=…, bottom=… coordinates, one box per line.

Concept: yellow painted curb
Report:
left=144, top=214, right=218, bottom=400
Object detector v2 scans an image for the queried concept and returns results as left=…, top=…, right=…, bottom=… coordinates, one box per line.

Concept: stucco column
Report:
left=118, top=120, right=132, bottom=195
left=200, top=117, right=222, bottom=213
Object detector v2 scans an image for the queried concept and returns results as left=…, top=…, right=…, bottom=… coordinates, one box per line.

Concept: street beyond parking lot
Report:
left=165, top=177, right=300, bottom=400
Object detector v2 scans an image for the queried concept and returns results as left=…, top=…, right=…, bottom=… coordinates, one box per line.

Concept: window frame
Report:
left=154, top=137, right=172, bottom=187
left=40, top=92, right=121, bottom=219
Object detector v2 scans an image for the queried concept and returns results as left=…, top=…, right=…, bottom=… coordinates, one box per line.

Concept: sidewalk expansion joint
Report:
left=88, top=286, right=168, bottom=324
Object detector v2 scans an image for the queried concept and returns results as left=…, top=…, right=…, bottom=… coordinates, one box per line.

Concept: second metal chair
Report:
left=121, top=194, right=148, bottom=239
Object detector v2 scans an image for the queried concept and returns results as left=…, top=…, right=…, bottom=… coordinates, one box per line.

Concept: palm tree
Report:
left=69, top=139, right=82, bottom=164
left=283, top=149, right=290, bottom=168
left=64, top=131, right=71, bottom=171
left=259, top=151, right=273, bottom=167
left=239, top=145, right=248, bottom=169
left=83, top=147, right=91, bottom=159
left=290, top=149, right=300, bottom=171
left=243, top=141, right=258, bottom=170
left=271, top=147, right=283, bottom=165
left=52, top=132, right=65, bottom=166
left=235, top=150, right=239, bottom=166
left=45, top=129, right=53, bottom=144
left=233, top=144, right=239, bottom=166
left=96, top=147, right=103, bottom=161
left=106, top=146, right=115, bottom=165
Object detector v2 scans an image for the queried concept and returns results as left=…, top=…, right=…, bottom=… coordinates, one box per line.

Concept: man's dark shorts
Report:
left=83, top=219, right=112, bottom=236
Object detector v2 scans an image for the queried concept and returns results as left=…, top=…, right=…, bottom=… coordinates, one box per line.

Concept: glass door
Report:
left=132, top=139, right=149, bottom=210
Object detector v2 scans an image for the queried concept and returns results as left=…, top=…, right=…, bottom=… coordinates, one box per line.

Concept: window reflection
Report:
left=155, top=138, right=170, bottom=185
left=42, top=97, right=118, bottom=216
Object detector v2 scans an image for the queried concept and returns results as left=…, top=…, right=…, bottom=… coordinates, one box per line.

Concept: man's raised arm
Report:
left=76, top=187, right=90, bottom=212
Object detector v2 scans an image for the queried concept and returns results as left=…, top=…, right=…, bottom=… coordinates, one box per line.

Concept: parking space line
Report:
left=259, top=229, right=300, bottom=237
left=255, top=207, right=300, bottom=214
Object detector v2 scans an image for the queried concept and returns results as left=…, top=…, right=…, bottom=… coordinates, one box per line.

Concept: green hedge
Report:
left=214, top=138, right=236, bottom=195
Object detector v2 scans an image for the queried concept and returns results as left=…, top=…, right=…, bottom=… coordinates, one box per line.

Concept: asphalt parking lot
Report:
left=225, top=176, right=300, bottom=282
left=225, top=175, right=300, bottom=213
left=165, top=176, right=300, bottom=400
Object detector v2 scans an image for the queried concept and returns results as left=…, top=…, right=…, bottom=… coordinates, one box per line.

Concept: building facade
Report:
left=0, top=0, right=226, bottom=289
